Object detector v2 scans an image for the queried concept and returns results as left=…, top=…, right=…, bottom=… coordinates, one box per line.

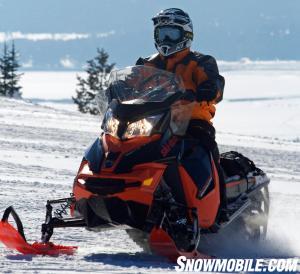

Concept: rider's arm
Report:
left=193, top=55, right=225, bottom=103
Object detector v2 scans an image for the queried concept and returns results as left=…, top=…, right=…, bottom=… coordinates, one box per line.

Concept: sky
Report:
left=0, top=0, right=299, bottom=70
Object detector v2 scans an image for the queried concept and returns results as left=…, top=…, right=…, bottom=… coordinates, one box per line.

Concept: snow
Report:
left=215, top=70, right=300, bottom=150
left=0, top=66, right=300, bottom=272
left=19, top=71, right=82, bottom=100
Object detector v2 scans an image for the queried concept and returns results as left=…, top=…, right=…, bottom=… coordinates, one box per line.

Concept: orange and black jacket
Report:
left=136, top=49, right=225, bottom=124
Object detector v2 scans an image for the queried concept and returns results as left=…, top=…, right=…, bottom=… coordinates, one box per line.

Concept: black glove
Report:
left=196, top=80, right=218, bottom=102
left=181, top=89, right=196, bottom=102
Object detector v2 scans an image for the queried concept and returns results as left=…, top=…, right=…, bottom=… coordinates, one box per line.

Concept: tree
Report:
left=0, top=42, right=22, bottom=98
left=0, top=43, right=9, bottom=96
left=73, top=48, right=115, bottom=115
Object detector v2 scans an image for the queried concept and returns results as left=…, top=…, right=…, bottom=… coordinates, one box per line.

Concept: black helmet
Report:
left=152, top=8, right=193, bottom=57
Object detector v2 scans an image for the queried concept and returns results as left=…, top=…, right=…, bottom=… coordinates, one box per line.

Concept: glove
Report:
left=181, top=89, right=196, bottom=102
left=196, top=80, right=218, bottom=102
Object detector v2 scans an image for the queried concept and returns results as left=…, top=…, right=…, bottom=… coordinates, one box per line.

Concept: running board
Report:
left=221, top=197, right=251, bottom=229
left=221, top=179, right=269, bottom=229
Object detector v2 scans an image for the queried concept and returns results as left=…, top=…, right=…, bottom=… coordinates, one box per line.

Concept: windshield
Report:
left=107, top=66, right=185, bottom=104
left=104, top=65, right=195, bottom=137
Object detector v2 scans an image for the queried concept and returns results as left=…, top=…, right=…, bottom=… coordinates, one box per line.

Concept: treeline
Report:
left=0, top=42, right=22, bottom=98
left=0, top=42, right=114, bottom=115
left=73, top=48, right=115, bottom=115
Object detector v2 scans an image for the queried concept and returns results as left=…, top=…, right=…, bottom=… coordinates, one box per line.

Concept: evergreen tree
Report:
left=73, top=48, right=115, bottom=115
left=0, top=41, right=22, bottom=98
left=7, top=42, right=22, bottom=98
left=0, top=43, right=9, bottom=96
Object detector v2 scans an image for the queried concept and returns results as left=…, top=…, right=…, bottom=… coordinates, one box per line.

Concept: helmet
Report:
left=152, top=8, right=193, bottom=57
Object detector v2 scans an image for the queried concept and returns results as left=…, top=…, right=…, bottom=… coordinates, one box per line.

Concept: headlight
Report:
left=103, top=109, right=119, bottom=137
left=123, top=114, right=162, bottom=139
left=103, top=109, right=162, bottom=139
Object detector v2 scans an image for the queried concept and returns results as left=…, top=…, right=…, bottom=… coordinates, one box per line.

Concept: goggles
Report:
left=155, top=26, right=183, bottom=43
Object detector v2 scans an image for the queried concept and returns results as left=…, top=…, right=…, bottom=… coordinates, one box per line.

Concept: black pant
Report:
left=186, top=119, right=227, bottom=209
left=162, top=119, right=227, bottom=220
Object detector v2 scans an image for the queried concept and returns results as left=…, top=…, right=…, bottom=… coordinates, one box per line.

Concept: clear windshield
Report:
left=107, top=66, right=185, bottom=104
left=105, top=66, right=195, bottom=137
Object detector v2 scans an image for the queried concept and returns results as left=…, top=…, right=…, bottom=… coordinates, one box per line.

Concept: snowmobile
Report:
left=0, top=66, right=270, bottom=261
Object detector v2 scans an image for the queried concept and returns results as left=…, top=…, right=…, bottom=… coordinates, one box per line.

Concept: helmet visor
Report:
left=155, top=26, right=182, bottom=43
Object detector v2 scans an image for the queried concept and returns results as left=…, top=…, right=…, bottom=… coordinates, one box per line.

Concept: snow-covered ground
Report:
left=0, top=67, right=299, bottom=273
left=215, top=70, right=300, bottom=150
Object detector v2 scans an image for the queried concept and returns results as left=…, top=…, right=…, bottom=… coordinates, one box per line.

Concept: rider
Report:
left=136, top=8, right=227, bottom=222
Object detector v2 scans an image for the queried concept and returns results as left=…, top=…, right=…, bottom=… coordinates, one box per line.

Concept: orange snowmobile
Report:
left=0, top=66, right=270, bottom=261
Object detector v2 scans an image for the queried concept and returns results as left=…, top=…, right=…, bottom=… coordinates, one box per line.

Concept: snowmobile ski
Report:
left=149, top=228, right=211, bottom=262
left=0, top=206, right=77, bottom=256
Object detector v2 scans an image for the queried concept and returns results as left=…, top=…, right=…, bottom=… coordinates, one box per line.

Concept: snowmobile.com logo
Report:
left=175, top=257, right=299, bottom=272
